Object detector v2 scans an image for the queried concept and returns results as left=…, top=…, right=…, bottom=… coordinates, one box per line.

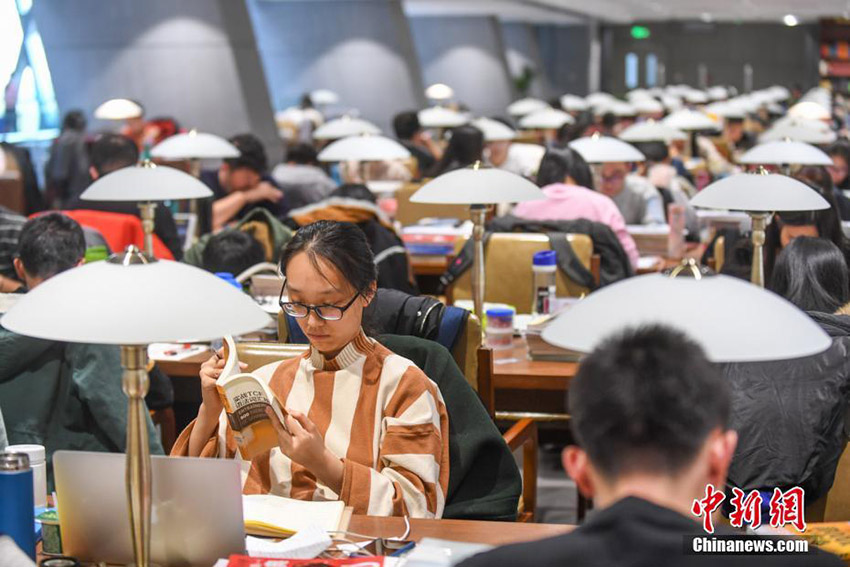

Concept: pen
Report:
left=389, top=541, right=416, bottom=557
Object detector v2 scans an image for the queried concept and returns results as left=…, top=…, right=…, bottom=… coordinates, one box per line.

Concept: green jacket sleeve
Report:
left=67, top=343, right=164, bottom=455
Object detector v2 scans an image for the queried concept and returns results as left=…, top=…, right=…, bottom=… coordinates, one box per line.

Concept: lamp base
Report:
left=121, top=345, right=152, bottom=567
left=749, top=213, right=769, bottom=288
left=469, top=205, right=488, bottom=324
left=137, top=203, right=157, bottom=258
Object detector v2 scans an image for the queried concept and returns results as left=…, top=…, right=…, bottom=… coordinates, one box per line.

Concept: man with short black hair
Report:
left=392, top=111, right=441, bottom=177
left=201, top=133, right=288, bottom=232
left=66, top=133, right=183, bottom=260
left=0, top=214, right=164, bottom=489
left=202, top=230, right=265, bottom=277
left=459, top=326, right=840, bottom=567
left=271, top=143, right=336, bottom=209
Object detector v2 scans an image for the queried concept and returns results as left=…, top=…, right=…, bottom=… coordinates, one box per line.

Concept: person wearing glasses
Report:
left=173, top=220, right=450, bottom=518
left=597, top=161, right=665, bottom=226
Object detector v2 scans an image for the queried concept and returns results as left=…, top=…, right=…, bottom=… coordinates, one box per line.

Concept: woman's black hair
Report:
left=279, top=220, right=377, bottom=296
left=764, top=173, right=850, bottom=282
left=330, top=183, right=376, bottom=204
left=827, top=139, right=850, bottom=190
left=536, top=147, right=594, bottom=189
left=427, top=125, right=484, bottom=177
left=770, top=236, right=849, bottom=313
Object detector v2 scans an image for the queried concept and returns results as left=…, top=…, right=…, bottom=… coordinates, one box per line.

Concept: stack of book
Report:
left=525, top=308, right=583, bottom=362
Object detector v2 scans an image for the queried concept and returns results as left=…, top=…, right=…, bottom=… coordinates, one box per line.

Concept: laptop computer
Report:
left=53, top=451, right=245, bottom=567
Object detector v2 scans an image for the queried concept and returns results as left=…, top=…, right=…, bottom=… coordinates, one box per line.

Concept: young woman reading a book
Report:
left=173, top=220, right=450, bottom=518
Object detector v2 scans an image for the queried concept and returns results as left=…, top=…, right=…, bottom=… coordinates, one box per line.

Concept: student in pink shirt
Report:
left=512, top=147, right=640, bottom=269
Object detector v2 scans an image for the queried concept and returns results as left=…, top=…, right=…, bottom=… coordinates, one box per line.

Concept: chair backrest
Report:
left=449, top=232, right=595, bottom=312
left=394, top=182, right=470, bottom=226
left=0, top=173, right=26, bottom=215
left=57, top=210, right=175, bottom=260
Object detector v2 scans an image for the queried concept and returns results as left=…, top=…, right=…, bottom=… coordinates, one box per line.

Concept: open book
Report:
left=216, top=335, right=285, bottom=460
left=243, top=494, right=351, bottom=538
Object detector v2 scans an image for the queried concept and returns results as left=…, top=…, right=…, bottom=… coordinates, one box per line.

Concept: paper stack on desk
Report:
left=525, top=307, right=583, bottom=362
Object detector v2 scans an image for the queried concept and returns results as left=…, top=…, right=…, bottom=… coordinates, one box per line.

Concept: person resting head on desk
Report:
left=458, top=326, right=841, bottom=567
left=173, top=220, right=450, bottom=518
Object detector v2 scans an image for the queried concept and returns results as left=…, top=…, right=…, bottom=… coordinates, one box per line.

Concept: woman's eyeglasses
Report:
left=278, top=280, right=361, bottom=321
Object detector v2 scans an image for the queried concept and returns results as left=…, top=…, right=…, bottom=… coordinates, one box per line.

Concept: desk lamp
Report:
left=150, top=130, right=240, bottom=176
left=518, top=108, right=574, bottom=129
left=759, top=118, right=837, bottom=145
left=507, top=98, right=550, bottom=118
left=738, top=140, right=832, bottom=175
left=662, top=109, right=720, bottom=157
left=80, top=162, right=212, bottom=257
left=560, top=94, right=589, bottom=113
left=310, top=89, right=339, bottom=106
left=1, top=247, right=271, bottom=567
left=541, top=266, right=830, bottom=362
left=472, top=117, right=517, bottom=142
left=425, top=83, right=454, bottom=102
left=94, top=98, right=143, bottom=120
left=317, top=134, right=411, bottom=190
left=788, top=101, right=830, bottom=122
left=410, top=163, right=543, bottom=320
left=690, top=173, right=829, bottom=287
left=618, top=121, right=687, bottom=143
left=313, top=117, right=381, bottom=141
left=418, top=107, right=469, bottom=129
left=568, top=135, right=646, bottom=190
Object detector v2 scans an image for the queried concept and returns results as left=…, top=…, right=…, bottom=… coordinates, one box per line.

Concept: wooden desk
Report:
left=492, top=338, right=577, bottom=392
left=156, top=352, right=208, bottom=378
left=349, top=515, right=572, bottom=546
left=409, top=254, right=452, bottom=276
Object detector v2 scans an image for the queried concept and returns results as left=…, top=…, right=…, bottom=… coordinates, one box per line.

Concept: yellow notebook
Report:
left=790, top=522, right=850, bottom=561
left=243, top=494, right=349, bottom=538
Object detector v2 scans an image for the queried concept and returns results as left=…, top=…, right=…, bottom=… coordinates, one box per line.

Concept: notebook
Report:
left=243, top=494, right=351, bottom=538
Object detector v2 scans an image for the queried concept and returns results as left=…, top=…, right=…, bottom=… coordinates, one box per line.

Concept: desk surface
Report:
left=350, top=514, right=572, bottom=546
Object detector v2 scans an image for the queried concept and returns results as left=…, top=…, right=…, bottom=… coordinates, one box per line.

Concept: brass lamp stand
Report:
left=749, top=212, right=770, bottom=288
left=121, top=344, right=152, bottom=567
left=113, top=247, right=154, bottom=567
left=469, top=204, right=488, bottom=322
left=137, top=202, right=157, bottom=257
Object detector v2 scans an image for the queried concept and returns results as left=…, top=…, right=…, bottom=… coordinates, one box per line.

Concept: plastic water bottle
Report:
left=532, top=250, right=557, bottom=315
left=0, top=452, right=35, bottom=560
left=215, top=272, right=242, bottom=290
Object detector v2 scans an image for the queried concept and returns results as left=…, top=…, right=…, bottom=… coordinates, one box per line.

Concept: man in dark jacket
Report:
left=0, top=214, right=163, bottom=488
left=66, top=133, right=184, bottom=260
left=459, top=326, right=840, bottom=567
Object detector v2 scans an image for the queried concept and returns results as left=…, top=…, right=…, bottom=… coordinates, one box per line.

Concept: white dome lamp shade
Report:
left=150, top=131, right=240, bottom=160
left=560, top=94, right=589, bottom=112
left=418, top=106, right=469, bottom=129
left=738, top=140, right=832, bottom=175
left=310, top=89, right=340, bottom=106
left=568, top=135, right=646, bottom=164
left=633, top=98, right=664, bottom=115
left=425, top=83, right=454, bottom=101
left=619, top=121, right=687, bottom=143
left=542, top=271, right=830, bottom=363
left=789, top=101, right=830, bottom=122
left=759, top=120, right=837, bottom=145
left=317, top=135, right=411, bottom=162
left=691, top=173, right=829, bottom=287
left=317, top=135, right=411, bottom=189
left=411, top=164, right=544, bottom=321
left=472, top=117, right=517, bottom=142
left=507, top=98, right=550, bottom=117
left=80, top=163, right=213, bottom=257
left=94, top=98, right=143, bottom=121
left=518, top=108, right=574, bottom=130
left=1, top=246, right=270, bottom=567
left=312, top=117, right=381, bottom=141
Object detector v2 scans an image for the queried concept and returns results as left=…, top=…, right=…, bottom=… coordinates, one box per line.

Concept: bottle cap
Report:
left=486, top=308, right=514, bottom=318
left=0, top=452, right=30, bottom=471
left=214, top=272, right=241, bottom=289
left=5, top=445, right=45, bottom=464
left=532, top=250, right=557, bottom=267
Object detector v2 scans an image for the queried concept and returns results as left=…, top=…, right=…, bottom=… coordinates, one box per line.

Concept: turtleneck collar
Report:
left=308, top=329, right=375, bottom=371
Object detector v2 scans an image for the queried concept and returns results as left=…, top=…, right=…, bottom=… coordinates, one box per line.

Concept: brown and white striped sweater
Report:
left=172, top=332, right=450, bottom=518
